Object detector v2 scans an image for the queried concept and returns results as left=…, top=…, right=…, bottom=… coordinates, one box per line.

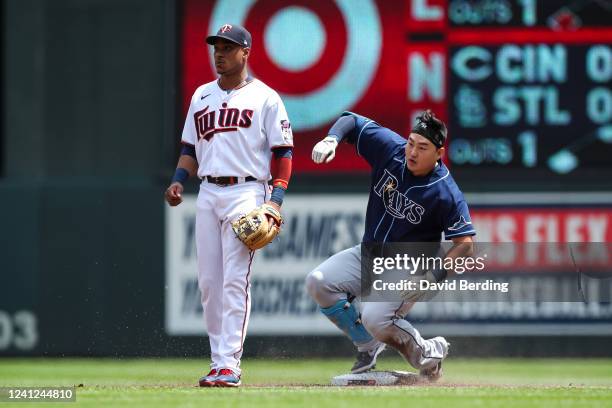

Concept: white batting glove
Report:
left=312, top=136, right=339, bottom=164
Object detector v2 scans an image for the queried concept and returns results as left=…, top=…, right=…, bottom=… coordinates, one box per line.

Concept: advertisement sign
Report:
left=166, top=193, right=612, bottom=336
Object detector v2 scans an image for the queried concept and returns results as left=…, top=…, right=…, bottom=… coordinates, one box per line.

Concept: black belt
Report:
left=203, top=175, right=257, bottom=186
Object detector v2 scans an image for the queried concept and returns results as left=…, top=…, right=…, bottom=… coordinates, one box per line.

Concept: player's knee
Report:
left=306, top=269, right=348, bottom=308
left=305, top=269, right=326, bottom=301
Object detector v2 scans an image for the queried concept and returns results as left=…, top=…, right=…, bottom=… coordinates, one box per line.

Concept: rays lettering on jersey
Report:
left=194, top=102, right=254, bottom=141
left=374, top=169, right=425, bottom=224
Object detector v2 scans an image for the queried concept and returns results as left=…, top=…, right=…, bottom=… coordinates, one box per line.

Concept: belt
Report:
left=203, top=175, right=257, bottom=186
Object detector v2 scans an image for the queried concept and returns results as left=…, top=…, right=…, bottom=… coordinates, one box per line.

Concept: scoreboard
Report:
left=443, top=1, right=612, bottom=188
left=182, top=0, right=612, bottom=189
left=448, top=43, right=610, bottom=186
left=446, top=1, right=611, bottom=28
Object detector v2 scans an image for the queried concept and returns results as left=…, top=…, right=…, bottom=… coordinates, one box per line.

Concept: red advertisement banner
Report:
left=472, top=208, right=612, bottom=242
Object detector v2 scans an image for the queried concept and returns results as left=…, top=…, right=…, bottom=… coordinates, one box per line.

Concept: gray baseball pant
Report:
left=305, top=245, right=448, bottom=371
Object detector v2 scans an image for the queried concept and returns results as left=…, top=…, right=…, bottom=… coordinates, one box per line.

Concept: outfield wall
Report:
left=2, top=190, right=612, bottom=357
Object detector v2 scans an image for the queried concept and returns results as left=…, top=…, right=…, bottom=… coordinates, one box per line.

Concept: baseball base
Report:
left=331, top=370, right=421, bottom=386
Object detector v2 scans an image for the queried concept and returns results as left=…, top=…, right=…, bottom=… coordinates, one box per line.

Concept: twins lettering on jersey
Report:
left=194, top=102, right=254, bottom=141
left=374, top=169, right=425, bottom=224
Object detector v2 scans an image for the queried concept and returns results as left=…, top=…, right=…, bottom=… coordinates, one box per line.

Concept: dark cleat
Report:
left=351, top=343, right=386, bottom=374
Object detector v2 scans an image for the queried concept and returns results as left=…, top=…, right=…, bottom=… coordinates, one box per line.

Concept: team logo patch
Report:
left=448, top=215, right=472, bottom=231
left=280, top=120, right=292, bottom=143
left=220, top=24, right=232, bottom=33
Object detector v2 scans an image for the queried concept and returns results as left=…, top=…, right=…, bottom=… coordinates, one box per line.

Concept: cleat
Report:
left=351, top=343, right=386, bottom=374
left=199, top=368, right=218, bottom=387
left=214, top=368, right=241, bottom=387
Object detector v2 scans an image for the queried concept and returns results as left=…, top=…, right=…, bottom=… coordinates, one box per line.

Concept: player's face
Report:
left=213, top=39, right=249, bottom=76
left=405, top=133, right=444, bottom=176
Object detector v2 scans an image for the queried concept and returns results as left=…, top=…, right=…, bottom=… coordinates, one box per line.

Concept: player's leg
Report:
left=215, top=181, right=267, bottom=384
left=360, top=301, right=449, bottom=378
left=195, top=183, right=224, bottom=384
left=305, top=246, right=384, bottom=372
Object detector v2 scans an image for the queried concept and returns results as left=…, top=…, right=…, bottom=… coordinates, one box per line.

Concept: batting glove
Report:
left=312, top=136, right=339, bottom=164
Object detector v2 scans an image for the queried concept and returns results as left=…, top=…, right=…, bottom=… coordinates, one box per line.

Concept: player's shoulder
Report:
left=249, top=78, right=285, bottom=104
left=436, top=164, right=467, bottom=204
left=341, top=111, right=377, bottom=127
left=370, top=121, right=406, bottom=148
left=342, top=111, right=394, bottom=137
left=249, top=78, right=276, bottom=92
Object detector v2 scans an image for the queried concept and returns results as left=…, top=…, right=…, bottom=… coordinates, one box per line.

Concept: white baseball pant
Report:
left=196, top=179, right=268, bottom=374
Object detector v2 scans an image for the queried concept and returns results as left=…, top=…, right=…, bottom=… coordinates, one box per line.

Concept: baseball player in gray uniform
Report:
left=307, top=110, right=475, bottom=379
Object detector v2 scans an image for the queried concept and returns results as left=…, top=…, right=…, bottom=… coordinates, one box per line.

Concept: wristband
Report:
left=171, top=168, right=189, bottom=184
left=269, top=185, right=286, bottom=206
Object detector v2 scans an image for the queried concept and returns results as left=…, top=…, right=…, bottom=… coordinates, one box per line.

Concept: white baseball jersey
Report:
left=181, top=78, right=294, bottom=181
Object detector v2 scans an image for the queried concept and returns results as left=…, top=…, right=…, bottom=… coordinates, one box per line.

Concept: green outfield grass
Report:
left=1, top=357, right=611, bottom=407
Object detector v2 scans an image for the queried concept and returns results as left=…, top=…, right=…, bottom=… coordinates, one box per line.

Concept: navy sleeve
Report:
left=181, top=143, right=196, bottom=159
left=272, top=146, right=293, bottom=158
left=339, top=111, right=405, bottom=168
left=327, top=115, right=356, bottom=143
left=443, top=198, right=476, bottom=240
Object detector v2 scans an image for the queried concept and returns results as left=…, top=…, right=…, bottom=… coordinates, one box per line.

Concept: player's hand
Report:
left=401, top=270, right=444, bottom=303
left=165, top=182, right=184, bottom=206
left=312, top=136, right=339, bottom=164
left=264, top=201, right=281, bottom=228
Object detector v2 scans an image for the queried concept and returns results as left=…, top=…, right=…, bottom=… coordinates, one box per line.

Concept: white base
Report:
left=331, top=370, right=421, bottom=386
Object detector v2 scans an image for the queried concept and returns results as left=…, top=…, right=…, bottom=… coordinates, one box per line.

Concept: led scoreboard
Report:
left=444, top=0, right=612, bottom=189
left=182, top=0, right=612, bottom=189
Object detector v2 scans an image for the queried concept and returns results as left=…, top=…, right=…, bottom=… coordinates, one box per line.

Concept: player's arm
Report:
left=261, top=92, right=293, bottom=215
left=402, top=196, right=476, bottom=302
left=167, top=89, right=201, bottom=207
left=439, top=196, right=476, bottom=275
left=442, top=235, right=475, bottom=275
left=312, top=112, right=400, bottom=166
left=266, top=147, right=293, bottom=214
left=311, top=114, right=356, bottom=163
left=401, top=235, right=475, bottom=303
left=165, top=143, right=198, bottom=207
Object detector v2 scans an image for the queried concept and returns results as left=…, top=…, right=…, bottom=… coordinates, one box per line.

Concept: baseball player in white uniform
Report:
left=165, top=24, right=294, bottom=388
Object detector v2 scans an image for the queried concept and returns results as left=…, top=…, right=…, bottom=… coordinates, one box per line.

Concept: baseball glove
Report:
left=231, top=204, right=283, bottom=250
